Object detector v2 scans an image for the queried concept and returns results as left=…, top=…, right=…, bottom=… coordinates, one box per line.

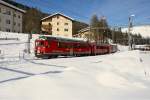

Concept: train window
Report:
left=80, top=44, right=87, bottom=48
left=36, top=41, right=44, bottom=46
left=74, top=44, right=80, bottom=48
left=46, top=41, right=50, bottom=48
left=58, top=42, right=65, bottom=48
left=96, top=46, right=101, bottom=49
left=73, top=43, right=88, bottom=48
left=68, top=44, right=73, bottom=48
left=58, top=42, right=72, bottom=48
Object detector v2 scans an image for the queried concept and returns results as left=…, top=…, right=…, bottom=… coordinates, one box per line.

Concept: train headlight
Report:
left=37, top=50, right=40, bottom=53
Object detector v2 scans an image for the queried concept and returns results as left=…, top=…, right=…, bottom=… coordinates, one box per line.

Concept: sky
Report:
left=14, top=0, right=150, bottom=27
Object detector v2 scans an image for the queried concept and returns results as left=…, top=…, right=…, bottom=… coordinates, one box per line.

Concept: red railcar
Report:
left=34, top=36, right=117, bottom=58
left=35, top=36, right=91, bottom=58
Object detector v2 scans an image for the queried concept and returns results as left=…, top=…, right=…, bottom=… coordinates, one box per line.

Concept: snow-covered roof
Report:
left=0, top=0, right=26, bottom=13
left=41, top=12, right=74, bottom=21
left=78, top=27, right=90, bottom=33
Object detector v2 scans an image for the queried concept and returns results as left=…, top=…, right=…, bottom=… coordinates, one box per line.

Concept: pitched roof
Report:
left=78, top=27, right=90, bottom=33
left=41, top=13, right=74, bottom=21
left=0, top=0, right=26, bottom=13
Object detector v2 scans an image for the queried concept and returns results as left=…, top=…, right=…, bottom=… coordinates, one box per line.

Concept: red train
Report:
left=34, top=36, right=117, bottom=58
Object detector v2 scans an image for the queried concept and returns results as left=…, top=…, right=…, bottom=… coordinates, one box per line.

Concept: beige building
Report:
left=41, top=13, right=88, bottom=37
left=74, top=27, right=108, bottom=42
left=0, top=0, right=25, bottom=33
left=74, top=27, right=90, bottom=38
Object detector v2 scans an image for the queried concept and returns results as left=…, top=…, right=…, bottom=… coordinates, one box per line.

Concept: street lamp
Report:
left=128, top=14, right=135, bottom=50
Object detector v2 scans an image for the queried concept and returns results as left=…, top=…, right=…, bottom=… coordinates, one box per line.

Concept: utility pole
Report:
left=128, top=17, right=132, bottom=50
left=112, top=28, right=115, bottom=44
left=89, top=25, right=91, bottom=42
left=27, top=32, right=32, bottom=54
left=128, top=15, right=135, bottom=50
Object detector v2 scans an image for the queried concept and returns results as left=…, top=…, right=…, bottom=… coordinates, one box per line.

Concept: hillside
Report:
left=122, top=25, right=150, bottom=37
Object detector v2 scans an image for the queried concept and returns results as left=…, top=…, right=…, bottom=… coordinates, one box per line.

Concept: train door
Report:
left=70, top=44, right=73, bottom=56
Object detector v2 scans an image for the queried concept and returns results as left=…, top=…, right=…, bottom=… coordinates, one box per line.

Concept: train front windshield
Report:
left=36, top=40, right=45, bottom=47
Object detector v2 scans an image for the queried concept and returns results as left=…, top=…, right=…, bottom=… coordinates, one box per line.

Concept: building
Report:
left=0, top=0, right=26, bottom=33
left=74, top=27, right=109, bottom=41
left=41, top=13, right=88, bottom=37
left=74, top=27, right=91, bottom=39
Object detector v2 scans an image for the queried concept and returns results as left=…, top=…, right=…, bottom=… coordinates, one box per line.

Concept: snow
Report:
left=122, top=25, right=150, bottom=37
left=0, top=32, right=150, bottom=100
left=117, top=44, right=128, bottom=52
left=0, top=31, right=39, bottom=57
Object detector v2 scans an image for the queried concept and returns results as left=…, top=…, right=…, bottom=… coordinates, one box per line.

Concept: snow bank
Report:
left=0, top=50, right=150, bottom=100
left=117, top=44, right=128, bottom=52
left=0, top=32, right=39, bottom=58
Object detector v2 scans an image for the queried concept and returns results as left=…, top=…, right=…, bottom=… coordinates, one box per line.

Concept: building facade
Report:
left=0, top=0, right=25, bottom=33
left=74, top=27, right=90, bottom=39
left=41, top=13, right=88, bottom=37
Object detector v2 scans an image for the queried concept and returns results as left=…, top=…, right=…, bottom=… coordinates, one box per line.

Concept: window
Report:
left=18, top=15, right=20, bottom=18
left=6, top=28, right=10, bottom=32
left=14, top=22, right=16, bottom=25
left=64, top=28, right=68, bottom=31
left=5, top=10, right=11, bottom=15
left=57, top=16, right=59, bottom=19
left=64, top=23, right=68, bottom=25
left=6, top=20, right=10, bottom=24
left=57, top=28, right=59, bottom=31
left=14, top=13, right=16, bottom=17
left=18, top=23, right=20, bottom=27
left=57, top=22, right=59, bottom=25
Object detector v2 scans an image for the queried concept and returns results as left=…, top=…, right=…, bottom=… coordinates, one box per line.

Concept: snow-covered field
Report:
left=0, top=32, right=150, bottom=100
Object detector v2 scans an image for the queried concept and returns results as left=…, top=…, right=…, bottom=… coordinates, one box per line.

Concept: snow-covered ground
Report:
left=0, top=32, right=150, bottom=100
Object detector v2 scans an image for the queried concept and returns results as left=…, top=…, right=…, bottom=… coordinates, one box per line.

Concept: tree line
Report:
left=89, top=15, right=111, bottom=44
left=89, top=15, right=150, bottom=45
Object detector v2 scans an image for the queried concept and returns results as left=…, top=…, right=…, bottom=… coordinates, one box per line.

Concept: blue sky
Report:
left=14, top=0, right=150, bottom=26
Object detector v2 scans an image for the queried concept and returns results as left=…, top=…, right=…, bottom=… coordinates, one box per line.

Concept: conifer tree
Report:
left=23, top=8, right=43, bottom=34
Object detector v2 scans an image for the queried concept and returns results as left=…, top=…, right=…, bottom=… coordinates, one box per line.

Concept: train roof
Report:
left=38, top=35, right=87, bottom=43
